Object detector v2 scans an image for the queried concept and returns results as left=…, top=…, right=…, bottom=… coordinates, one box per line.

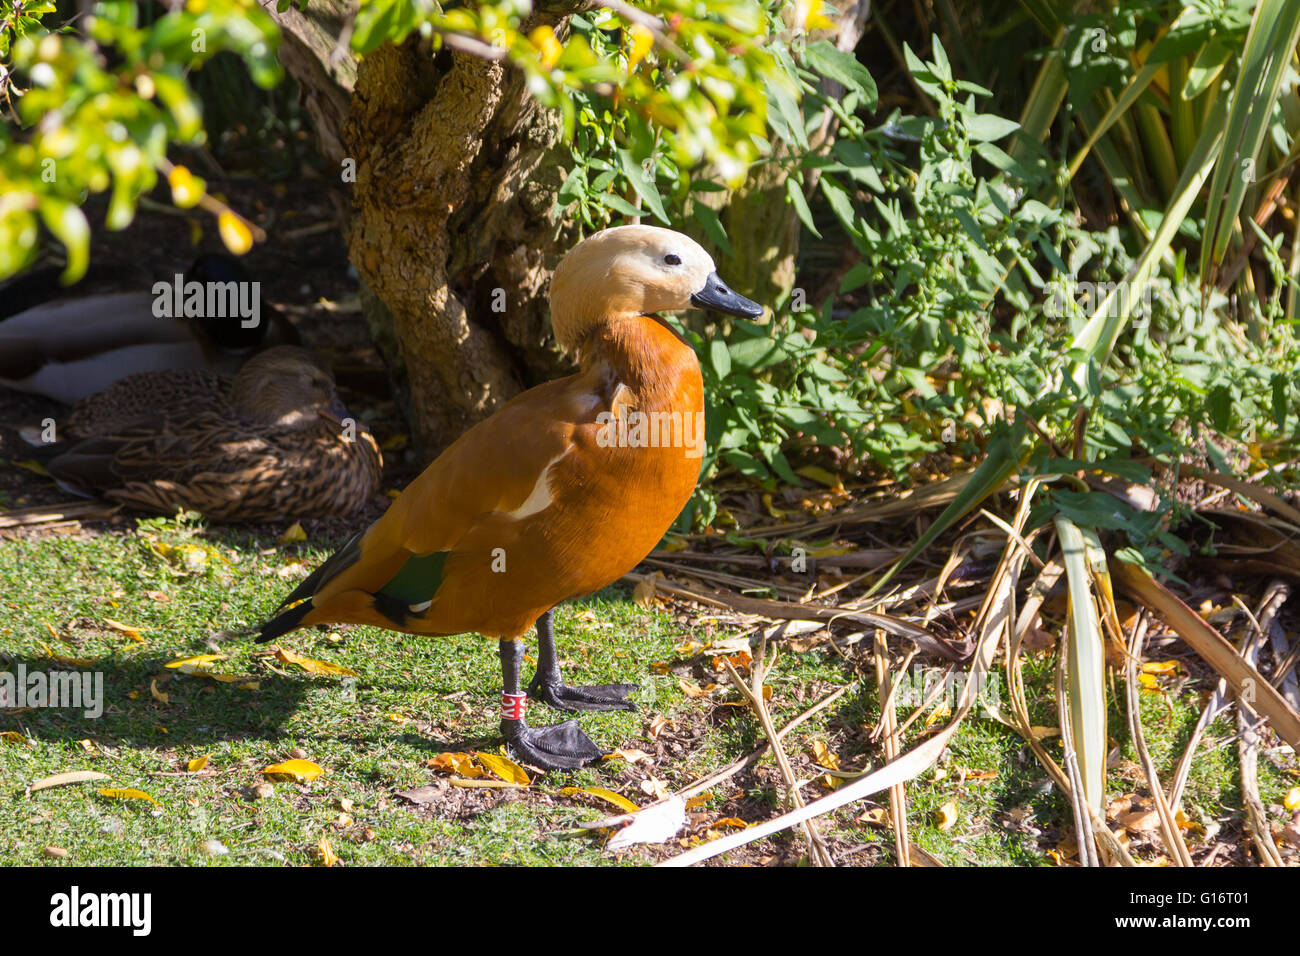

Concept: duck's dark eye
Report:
left=663, top=254, right=681, bottom=266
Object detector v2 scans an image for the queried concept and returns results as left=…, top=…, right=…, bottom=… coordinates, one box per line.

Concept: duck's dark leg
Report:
left=526, top=608, right=638, bottom=712
left=498, top=637, right=603, bottom=770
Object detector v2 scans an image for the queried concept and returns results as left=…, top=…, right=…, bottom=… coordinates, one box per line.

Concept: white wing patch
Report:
left=503, top=448, right=571, bottom=520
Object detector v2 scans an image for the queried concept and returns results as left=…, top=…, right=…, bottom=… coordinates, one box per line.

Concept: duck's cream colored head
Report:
left=231, top=345, right=349, bottom=428
left=549, top=225, right=763, bottom=354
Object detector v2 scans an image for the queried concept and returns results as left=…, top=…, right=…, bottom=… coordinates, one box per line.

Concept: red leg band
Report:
left=501, top=692, right=527, bottom=720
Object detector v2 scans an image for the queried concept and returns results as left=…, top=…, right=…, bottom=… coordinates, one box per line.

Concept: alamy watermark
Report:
left=595, top=409, right=706, bottom=459
left=1043, top=276, right=1153, bottom=322
left=151, top=273, right=261, bottom=329
left=0, top=664, right=103, bottom=719
left=893, top=665, right=1001, bottom=710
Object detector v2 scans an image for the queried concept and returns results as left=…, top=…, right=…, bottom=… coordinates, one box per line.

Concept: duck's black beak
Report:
left=691, top=272, right=763, bottom=319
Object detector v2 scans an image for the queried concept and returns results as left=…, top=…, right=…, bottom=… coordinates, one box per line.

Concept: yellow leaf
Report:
left=811, top=739, right=840, bottom=771
left=238, top=681, right=260, bottom=691
left=187, top=755, right=210, bottom=772
left=167, top=165, right=206, bottom=208
left=800, top=0, right=834, bottom=30
left=165, top=653, right=227, bottom=671
left=278, top=522, right=307, bottom=545
left=103, top=618, right=144, bottom=642
left=816, top=773, right=842, bottom=791
left=98, top=787, right=158, bottom=805
left=428, top=752, right=483, bottom=778
left=317, top=835, right=339, bottom=867
left=794, top=465, right=844, bottom=489
left=603, top=747, right=653, bottom=765
left=627, top=23, right=654, bottom=69
left=275, top=648, right=359, bottom=677
left=713, top=817, right=749, bottom=829
left=474, top=752, right=532, bottom=786
left=529, top=25, right=563, bottom=69
left=78, top=738, right=98, bottom=753
left=195, top=672, right=247, bottom=683
left=12, top=459, right=49, bottom=476
left=933, top=800, right=959, bottom=830
left=659, top=533, right=688, bottom=552
left=559, top=786, right=639, bottom=813
left=263, top=759, right=323, bottom=782
left=678, top=678, right=717, bottom=698
left=685, top=792, right=713, bottom=810
left=1141, top=660, right=1180, bottom=675
left=1284, top=787, right=1300, bottom=812
left=150, top=678, right=169, bottom=704
left=1, top=731, right=29, bottom=745
left=1029, top=725, right=1059, bottom=739
left=858, top=807, right=888, bottom=826
left=37, top=641, right=99, bottom=667
left=31, top=770, right=111, bottom=792
left=218, top=211, right=254, bottom=255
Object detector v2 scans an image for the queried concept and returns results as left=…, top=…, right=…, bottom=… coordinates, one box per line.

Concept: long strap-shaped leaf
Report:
left=1054, top=516, right=1108, bottom=815
left=1199, top=1, right=1300, bottom=279
left=1067, top=93, right=1228, bottom=389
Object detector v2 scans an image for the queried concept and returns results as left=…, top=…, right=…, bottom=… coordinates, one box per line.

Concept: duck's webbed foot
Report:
left=526, top=676, right=638, bottom=713
left=527, top=607, right=639, bottom=713
left=501, top=716, right=605, bottom=770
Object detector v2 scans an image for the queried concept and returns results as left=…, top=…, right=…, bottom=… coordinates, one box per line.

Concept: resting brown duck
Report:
left=34, top=346, right=382, bottom=522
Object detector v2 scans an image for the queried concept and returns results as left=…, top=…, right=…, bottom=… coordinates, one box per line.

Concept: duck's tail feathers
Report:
left=257, top=599, right=315, bottom=643
left=275, top=530, right=364, bottom=612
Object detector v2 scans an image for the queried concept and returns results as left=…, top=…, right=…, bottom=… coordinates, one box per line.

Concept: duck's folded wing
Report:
left=302, top=379, right=593, bottom=610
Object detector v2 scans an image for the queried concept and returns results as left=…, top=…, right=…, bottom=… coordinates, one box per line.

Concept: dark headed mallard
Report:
left=37, top=346, right=382, bottom=522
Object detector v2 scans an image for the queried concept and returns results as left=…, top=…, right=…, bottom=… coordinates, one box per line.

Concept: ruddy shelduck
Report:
left=258, top=226, right=762, bottom=768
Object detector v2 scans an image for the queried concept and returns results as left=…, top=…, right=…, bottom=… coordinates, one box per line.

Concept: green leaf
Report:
left=692, top=203, right=732, bottom=257
left=965, top=114, right=1020, bottom=143
left=39, top=200, right=90, bottom=283
left=617, top=150, right=670, bottom=224
left=709, top=338, right=731, bottom=378
left=784, top=177, right=820, bottom=238
left=802, top=40, right=877, bottom=109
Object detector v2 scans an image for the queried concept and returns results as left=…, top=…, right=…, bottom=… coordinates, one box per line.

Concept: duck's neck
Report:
left=579, top=312, right=701, bottom=409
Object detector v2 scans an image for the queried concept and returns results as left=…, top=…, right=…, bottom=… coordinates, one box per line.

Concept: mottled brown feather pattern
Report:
left=46, top=346, right=382, bottom=522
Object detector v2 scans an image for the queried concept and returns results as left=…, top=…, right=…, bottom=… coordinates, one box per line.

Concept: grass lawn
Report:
left=1, top=510, right=1295, bottom=866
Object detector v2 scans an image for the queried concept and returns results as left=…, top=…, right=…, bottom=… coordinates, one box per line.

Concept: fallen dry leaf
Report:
left=474, top=752, right=531, bottom=786
left=103, top=619, right=145, bottom=643
left=165, top=653, right=227, bottom=671
left=278, top=522, right=307, bottom=545
left=317, top=835, right=339, bottom=867
left=603, top=747, right=653, bottom=765
left=187, top=755, right=210, bottom=772
left=811, top=739, right=840, bottom=771
left=262, top=759, right=323, bottom=782
left=31, top=770, right=111, bottom=792
left=933, top=800, right=959, bottom=830
left=632, top=574, right=660, bottom=609
left=427, top=752, right=484, bottom=778
left=274, top=648, right=358, bottom=677
left=560, top=787, right=638, bottom=813
left=98, top=788, right=158, bottom=805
